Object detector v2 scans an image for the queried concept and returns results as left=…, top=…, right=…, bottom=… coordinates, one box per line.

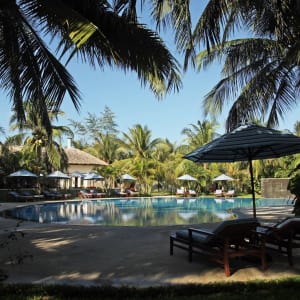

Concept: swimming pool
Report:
left=5, top=197, right=291, bottom=226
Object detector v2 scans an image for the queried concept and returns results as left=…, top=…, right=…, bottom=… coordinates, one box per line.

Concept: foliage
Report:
left=287, top=173, right=300, bottom=216
left=1, top=0, right=182, bottom=136
left=130, top=0, right=300, bottom=131
left=1, top=110, right=299, bottom=195
left=192, top=1, right=300, bottom=131
left=2, top=278, right=300, bottom=299
left=8, top=104, right=72, bottom=172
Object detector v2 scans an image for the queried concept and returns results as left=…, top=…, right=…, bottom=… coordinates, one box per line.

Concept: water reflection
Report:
left=7, top=197, right=289, bottom=226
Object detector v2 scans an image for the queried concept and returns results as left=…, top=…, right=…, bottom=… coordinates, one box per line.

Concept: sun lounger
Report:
left=78, top=189, right=94, bottom=198
left=8, top=191, right=34, bottom=202
left=224, top=190, right=235, bottom=197
left=112, top=189, right=128, bottom=197
left=256, top=217, right=300, bottom=266
left=170, top=218, right=267, bottom=276
left=126, top=189, right=139, bottom=197
left=176, top=188, right=185, bottom=197
left=214, top=189, right=223, bottom=197
left=22, top=190, right=45, bottom=200
left=43, top=190, right=63, bottom=200
left=188, top=189, right=197, bottom=196
left=88, top=189, right=106, bottom=198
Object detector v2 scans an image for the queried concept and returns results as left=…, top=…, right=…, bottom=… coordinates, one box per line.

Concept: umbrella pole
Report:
left=249, top=158, right=256, bottom=218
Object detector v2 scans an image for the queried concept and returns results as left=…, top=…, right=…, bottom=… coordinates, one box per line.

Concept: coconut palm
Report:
left=9, top=102, right=73, bottom=171
left=133, top=0, right=299, bottom=131
left=187, top=1, right=300, bottom=131
left=121, top=124, right=161, bottom=159
left=181, top=119, right=220, bottom=149
left=92, top=133, right=121, bottom=164
left=1, top=0, right=182, bottom=134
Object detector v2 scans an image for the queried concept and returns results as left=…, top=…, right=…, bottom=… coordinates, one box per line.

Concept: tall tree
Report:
left=93, top=133, right=121, bottom=164
left=134, top=0, right=300, bottom=131
left=1, top=0, right=182, bottom=134
left=121, top=124, right=161, bottom=159
left=188, top=0, right=300, bottom=130
left=9, top=102, right=72, bottom=172
left=181, top=119, right=220, bottom=149
left=99, top=106, right=119, bottom=136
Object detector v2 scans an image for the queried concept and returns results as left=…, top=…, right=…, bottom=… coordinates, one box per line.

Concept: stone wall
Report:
left=261, top=178, right=294, bottom=199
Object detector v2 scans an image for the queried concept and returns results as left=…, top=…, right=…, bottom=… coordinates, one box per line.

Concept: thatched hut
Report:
left=64, top=147, right=108, bottom=174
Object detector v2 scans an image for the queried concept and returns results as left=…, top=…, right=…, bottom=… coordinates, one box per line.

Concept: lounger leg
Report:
left=223, top=240, right=230, bottom=277
left=188, top=244, right=193, bottom=262
left=188, top=229, right=193, bottom=262
left=170, top=237, right=173, bottom=256
left=261, top=240, right=267, bottom=270
left=287, top=237, right=293, bottom=266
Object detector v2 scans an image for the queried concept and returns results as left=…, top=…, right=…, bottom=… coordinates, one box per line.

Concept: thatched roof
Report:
left=64, top=147, right=108, bottom=166
left=8, top=145, right=108, bottom=166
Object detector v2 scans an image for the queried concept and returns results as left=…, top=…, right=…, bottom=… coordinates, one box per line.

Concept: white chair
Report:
left=188, top=189, right=197, bottom=196
left=176, top=187, right=185, bottom=196
left=214, top=189, right=223, bottom=197
left=225, top=190, right=235, bottom=197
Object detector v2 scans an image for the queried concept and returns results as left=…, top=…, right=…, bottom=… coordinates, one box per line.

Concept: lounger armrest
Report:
left=189, top=228, right=215, bottom=237
left=256, top=226, right=274, bottom=235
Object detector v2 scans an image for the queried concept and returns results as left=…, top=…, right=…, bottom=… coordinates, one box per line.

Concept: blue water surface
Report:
left=6, top=197, right=290, bottom=226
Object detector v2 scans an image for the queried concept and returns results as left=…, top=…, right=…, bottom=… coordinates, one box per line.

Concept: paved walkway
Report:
left=0, top=202, right=299, bottom=287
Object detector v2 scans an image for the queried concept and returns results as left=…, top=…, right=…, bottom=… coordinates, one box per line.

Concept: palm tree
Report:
left=121, top=124, right=161, bottom=159
left=187, top=1, right=299, bottom=131
left=1, top=0, right=182, bottom=134
left=136, top=0, right=299, bottom=131
left=92, top=133, right=121, bottom=164
left=9, top=102, right=73, bottom=172
left=181, top=119, right=220, bottom=149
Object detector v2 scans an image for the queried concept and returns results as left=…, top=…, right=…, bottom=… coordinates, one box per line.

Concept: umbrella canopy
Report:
left=184, top=123, right=300, bottom=217
left=177, top=174, right=197, bottom=181
left=83, top=172, right=104, bottom=180
left=213, top=174, right=234, bottom=181
left=47, top=170, right=70, bottom=179
left=71, top=171, right=84, bottom=177
left=7, top=169, right=38, bottom=178
left=121, top=174, right=136, bottom=181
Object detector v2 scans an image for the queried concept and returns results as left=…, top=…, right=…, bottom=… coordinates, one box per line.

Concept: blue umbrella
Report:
left=184, top=123, right=300, bottom=217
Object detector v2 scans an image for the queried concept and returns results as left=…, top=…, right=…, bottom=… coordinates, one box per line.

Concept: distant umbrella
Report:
left=47, top=171, right=70, bottom=189
left=71, top=171, right=84, bottom=177
left=177, top=174, right=197, bottom=181
left=7, top=169, right=38, bottom=189
left=83, top=172, right=104, bottom=187
left=121, top=174, right=136, bottom=181
left=213, top=174, right=234, bottom=181
left=83, top=172, right=104, bottom=180
left=8, top=169, right=38, bottom=178
left=47, top=171, right=70, bottom=179
left=184, top=123, right=300, bottom=217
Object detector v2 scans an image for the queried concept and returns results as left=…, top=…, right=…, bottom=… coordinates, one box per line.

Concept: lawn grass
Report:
left=1, top=277, right=300, bottom=300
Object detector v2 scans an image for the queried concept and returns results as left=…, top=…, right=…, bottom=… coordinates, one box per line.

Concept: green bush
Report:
left=287, top=173, right=300, bottom=216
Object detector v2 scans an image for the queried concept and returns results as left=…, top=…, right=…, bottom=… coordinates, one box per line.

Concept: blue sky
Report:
left=1, top=2, right=299, bottom=145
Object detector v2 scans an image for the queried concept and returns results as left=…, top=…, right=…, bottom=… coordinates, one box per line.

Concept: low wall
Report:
left=261, top=178, right=294, bottom=199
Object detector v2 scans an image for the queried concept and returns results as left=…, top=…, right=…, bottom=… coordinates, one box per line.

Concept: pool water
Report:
left=6, top=197, right=291, bottom=226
